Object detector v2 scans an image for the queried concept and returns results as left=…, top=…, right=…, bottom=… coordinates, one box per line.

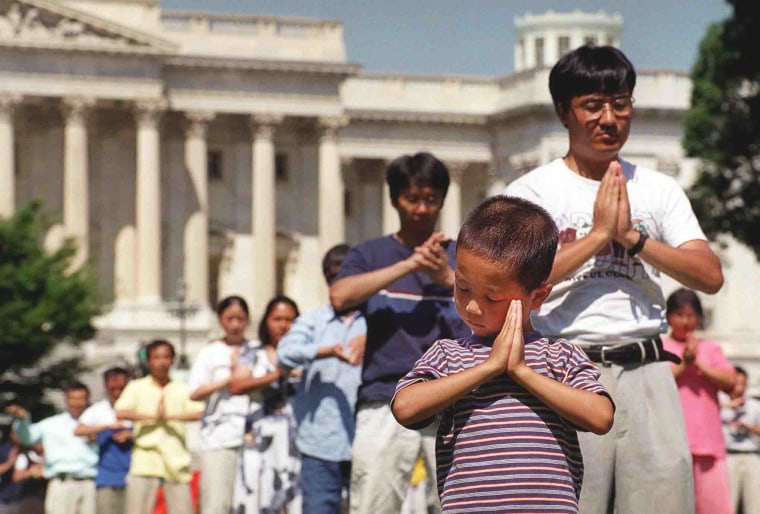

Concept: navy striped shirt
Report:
left=395, top=331, right=610, bottom=513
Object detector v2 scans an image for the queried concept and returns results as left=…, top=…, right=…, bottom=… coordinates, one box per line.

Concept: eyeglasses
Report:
left=574, top=96, right=635, bottom=119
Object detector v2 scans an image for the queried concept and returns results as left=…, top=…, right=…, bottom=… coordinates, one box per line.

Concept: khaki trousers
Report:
left=578, top=362, right=695, bottom=514
left=727, top=451, right=760, bottom=513
left=45, top=477, right=96, bottom=514
left=349, top=401, right=440, bottom=514
left=125, top=475, right=192, bottom=514
left=199, top=448, right=238, bottom=514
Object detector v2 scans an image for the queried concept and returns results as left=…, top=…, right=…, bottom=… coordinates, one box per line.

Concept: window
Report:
left=558, top=36, right=570, bottom=56
left=584, top=35, right=597, bottom=47
left=275, top=153, right=288, bottom=182
left=535, top=37, right=544, bottom=67
left=207, top=150, right=223, bottom=180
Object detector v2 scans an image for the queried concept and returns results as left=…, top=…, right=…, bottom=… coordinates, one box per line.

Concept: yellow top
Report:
left=114, top=376, right=203, bottom=482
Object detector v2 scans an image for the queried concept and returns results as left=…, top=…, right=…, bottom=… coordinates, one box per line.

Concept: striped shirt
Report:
left=394, top=331, right=610, bottom=513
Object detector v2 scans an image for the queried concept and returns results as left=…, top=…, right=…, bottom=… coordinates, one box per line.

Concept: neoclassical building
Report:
left=2, top=1, right=758, bottom=375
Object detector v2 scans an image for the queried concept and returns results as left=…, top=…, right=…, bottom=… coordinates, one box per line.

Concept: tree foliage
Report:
left=685, top=0, right=760, bottom=256
left=0, top=202, right=102, bottom=418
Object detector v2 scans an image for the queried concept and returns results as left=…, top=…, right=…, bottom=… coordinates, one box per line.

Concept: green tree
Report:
left=0, top=202, right=102, bottom=418
left=685, top=0, right=760, bottom=256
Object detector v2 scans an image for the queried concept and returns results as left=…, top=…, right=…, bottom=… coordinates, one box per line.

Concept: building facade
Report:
left=2, top=1, right=758, bottom=378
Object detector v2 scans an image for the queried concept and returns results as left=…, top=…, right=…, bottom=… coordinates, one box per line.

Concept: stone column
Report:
left=380, top=160, right=398, bottom=235
left=134, top=99, right=165, bottom=303
left=0, top=94, right=21, bottom=219
left=441, top=162, right=467, bottom=239
left=183, top=111, right=214, bottom=307
left=250, top=113, right=282, bottom=308
left=62, top=96, right=95, bottom=270
left=487, top=158, right=508, bottom=197
left=317, top=116, right=347, bottom=253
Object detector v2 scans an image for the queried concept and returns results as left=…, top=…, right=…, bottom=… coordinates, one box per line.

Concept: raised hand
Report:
left=4, top=405, right=28, bottom=419
left=610, top=161, right=636, bottom=244
left=487, top=300, right=526, bottom=376
left=156, top=394, right=166, bottom=420
left=413, top=233, right=454, bottom=286
left=592, top=162, right=621, bottom=243
left=683, top=335, right=698, bottom=366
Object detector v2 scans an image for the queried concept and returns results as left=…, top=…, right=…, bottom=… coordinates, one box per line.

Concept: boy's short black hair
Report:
left=145, top=339, right=175, bottom=359
left=386, top=152, right=450, bottom=203
left=64, top=381, right=90, bottom=396
left=549, top=45, right=637, bottom=112
left=457, top=195, right=558, bottom=291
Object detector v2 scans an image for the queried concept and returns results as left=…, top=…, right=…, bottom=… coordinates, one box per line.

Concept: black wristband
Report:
left=627, top=231, right=648, bottom=257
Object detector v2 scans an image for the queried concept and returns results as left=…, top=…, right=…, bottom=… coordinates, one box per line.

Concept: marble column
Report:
left=134, top=99, right=165, bottom=303
left=380, top=160, right=398, bottom=235
left=487, top=159, right=508, bottom=197
left=250, top=113, right=282, bottom=308
left=0, top=94, right=21, bottom=219
left=183, top=111, right=214, bottom=307
left=441, top=162, right=467, bottom=239
left=317, top=116, right=347, bottom=253
left=62, top=96, right=95, bottom=270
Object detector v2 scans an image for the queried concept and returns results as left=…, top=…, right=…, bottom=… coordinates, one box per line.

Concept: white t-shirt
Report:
left=79, top=399, right=118, bottom=426
left=505, top=158, right=706, bottom=343
left=188, top=340, right=258, bottom=450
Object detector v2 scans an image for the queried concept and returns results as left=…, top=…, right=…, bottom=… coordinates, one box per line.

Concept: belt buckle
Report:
left=600, top=345, right=612, bottom=367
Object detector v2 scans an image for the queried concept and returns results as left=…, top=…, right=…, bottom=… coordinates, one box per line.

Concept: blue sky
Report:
left=160, top=1, right=732, bottom=76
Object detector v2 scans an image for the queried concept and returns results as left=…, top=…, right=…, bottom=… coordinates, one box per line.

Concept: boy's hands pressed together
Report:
left=487, top=300, right=529, bottom=379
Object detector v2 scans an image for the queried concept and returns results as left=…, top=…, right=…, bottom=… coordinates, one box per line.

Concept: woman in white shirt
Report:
left=230, top=295, right=301, bottom=514
left=188, top=295, right=255, bottom=514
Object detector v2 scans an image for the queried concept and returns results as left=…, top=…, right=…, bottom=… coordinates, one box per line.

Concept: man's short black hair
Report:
left=64, top=381, right=90, bottom=396
left=735, top=365, right=747, bottom=378
left=549, top=45, right=637, bottom=112
left=457, top=195, right=558, bottom=292
left=386, top=152, right=450, bottom=203
left=145, top=339, right=175, bottom=359
left=103, top=366, right=129, bottom=383
left=322, top=244, right=350, bottom=282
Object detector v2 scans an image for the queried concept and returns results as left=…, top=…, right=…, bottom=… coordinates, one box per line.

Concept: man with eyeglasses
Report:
left=506, top=45, right=723, bottom=513
left=330, top=152, right=469, bottom=514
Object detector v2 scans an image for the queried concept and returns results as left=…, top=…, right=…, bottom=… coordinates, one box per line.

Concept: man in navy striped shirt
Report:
left=331, top=152, right=470, bottom=514
left=393, top=196, right=614, bottom=513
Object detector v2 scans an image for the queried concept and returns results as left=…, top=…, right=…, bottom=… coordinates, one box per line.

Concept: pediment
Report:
left=0, top=0, right=176, bottom=54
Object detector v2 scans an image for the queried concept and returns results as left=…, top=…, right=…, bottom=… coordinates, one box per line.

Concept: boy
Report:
left=277, top=244, right=366, bottom=514
left=504, top=45, right=723, bottom=513
left=75, top=367, right=132, bottom=514
left=392, top=196, right=614, bottom=513
left=115, top=340, right=203, bottom=514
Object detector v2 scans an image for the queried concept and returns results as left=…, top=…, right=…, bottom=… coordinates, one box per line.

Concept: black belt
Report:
left=53, top=473, right=92, bottom=481
left=582, top=337, right=681, bottom=366
left=727, top=449, right=758, bottom=454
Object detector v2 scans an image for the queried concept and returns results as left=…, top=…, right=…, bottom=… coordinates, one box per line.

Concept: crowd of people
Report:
left=0, top=43, right=757, bottom=514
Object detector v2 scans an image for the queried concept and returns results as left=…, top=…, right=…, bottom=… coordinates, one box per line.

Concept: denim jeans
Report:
left=300, top=454, right=350, bottom=514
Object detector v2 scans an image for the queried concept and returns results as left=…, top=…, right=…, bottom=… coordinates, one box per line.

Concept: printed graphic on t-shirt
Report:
left=557, top=211, right=656, bottom=283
